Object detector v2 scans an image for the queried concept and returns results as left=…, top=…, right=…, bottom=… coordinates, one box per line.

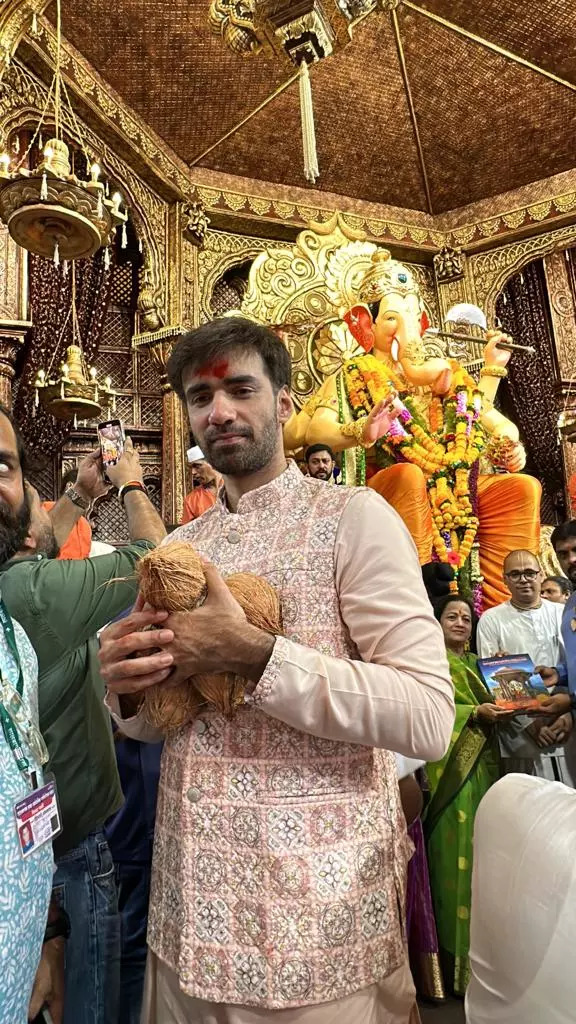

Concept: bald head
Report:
left=503, top=549, right=542, bottom=608
left=503, top=549, right=539, bottom=574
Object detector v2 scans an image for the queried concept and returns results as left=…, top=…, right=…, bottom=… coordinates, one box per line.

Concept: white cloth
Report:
left=89, top=540, right=116, bottom=557
left=476, top=600, right=565, bottom=667
left=466, top=774, right=576, bottom=1024
left=142, top=952, right=420, bottom=1024
left=394, top=755, right=425, bottom=780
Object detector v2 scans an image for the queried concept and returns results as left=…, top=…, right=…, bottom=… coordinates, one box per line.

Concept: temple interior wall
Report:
left=1, top=47, right=575, bottom=535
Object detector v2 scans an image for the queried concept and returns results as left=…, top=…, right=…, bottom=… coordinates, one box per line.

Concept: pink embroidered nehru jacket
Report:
left=112, top=462, right=454, bottom=1009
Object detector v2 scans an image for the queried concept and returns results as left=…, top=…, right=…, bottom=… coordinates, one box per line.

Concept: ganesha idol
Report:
left=240, top=218, right=541, bottom=608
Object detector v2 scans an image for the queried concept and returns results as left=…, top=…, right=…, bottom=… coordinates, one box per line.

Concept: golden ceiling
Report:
left=48, top=0, right=576, bottom=215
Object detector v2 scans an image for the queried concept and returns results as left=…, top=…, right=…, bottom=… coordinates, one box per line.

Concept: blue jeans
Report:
left=53, top=832, right=121, bottom=1024
left=116, top=861, right=152, bottom=1024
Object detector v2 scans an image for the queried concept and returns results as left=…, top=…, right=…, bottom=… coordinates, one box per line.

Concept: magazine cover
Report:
left=477, top=654, right=549, bottom=711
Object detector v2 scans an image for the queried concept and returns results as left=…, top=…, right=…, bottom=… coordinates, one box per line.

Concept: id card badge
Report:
left=14, top=776, right=61, bottom=858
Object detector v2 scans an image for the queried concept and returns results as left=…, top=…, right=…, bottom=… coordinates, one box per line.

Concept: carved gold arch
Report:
left=197, top=229, right=292, bottom=324
left=237, top=212, right=441, bottom=407
left=471, top=223, right=576, bottom=323
left=0, top=61, right=168, bottom=324
left=0, top=0, right=51, bottom=71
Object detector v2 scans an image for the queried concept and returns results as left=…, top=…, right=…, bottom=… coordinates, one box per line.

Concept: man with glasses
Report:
left=477, top=549, right=573, bottom=784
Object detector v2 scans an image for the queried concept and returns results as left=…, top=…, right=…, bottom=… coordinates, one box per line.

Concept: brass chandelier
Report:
left=34, top=263, right=116, bottom=426
left=0, top=0, right=127, bottom=263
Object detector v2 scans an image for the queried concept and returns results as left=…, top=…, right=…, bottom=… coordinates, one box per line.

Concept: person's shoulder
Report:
left=478, top=602, right=509, bottom=624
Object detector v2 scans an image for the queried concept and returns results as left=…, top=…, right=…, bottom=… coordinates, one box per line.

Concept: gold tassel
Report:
left=299, top=60, right=319, bottom=184
left=40, top=172, right=48, bottom=200
left=96, top=192, right=103, bottom=219
left=53, top=242, right=59, bottom=267
left=138, top=238, right=143, bottom=253
left=121, top=222, right=127, bottom=248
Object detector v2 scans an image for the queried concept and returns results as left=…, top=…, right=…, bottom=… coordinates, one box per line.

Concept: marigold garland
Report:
left=343, top=355, right=487, bottom=572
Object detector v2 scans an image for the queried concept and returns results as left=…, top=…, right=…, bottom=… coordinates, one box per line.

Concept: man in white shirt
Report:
left=477, top=549, right=573, bottom=783
left=477, top=549, right=565, bottom=666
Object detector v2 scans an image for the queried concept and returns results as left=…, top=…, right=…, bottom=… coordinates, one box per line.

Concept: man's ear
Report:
left=20, top=529, right=37, bottom=554
left=277, top=386, right=294, bottom=424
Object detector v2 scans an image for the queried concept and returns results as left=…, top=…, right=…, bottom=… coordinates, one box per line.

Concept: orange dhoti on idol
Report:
left=369, top=466, right=541, bottom=608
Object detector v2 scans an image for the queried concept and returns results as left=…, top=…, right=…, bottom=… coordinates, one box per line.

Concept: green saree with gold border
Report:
left=424, top=650, right=500, bottom=996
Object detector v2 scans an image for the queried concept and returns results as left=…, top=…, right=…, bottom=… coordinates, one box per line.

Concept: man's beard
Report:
left=202, top=413, right=280, bottom=476
left=310, top=468, right=331, bottom=480
left=0, top=493, right=31, bottom=565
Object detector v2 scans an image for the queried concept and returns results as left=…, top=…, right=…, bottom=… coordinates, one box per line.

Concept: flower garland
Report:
left=343, top=354, right=487, bottom=576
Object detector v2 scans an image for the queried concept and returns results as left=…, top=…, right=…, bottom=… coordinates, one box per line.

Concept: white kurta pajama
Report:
left=108, top=463, right=454, bottom=1023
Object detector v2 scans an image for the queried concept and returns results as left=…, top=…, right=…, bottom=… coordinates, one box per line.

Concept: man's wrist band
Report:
left=118, top=481, right=147, bottom=504
left=65, top=486, right=91, bottom=510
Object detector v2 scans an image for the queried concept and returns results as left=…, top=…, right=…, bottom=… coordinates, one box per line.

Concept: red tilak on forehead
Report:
left=194, top=359, right=229, bottom=379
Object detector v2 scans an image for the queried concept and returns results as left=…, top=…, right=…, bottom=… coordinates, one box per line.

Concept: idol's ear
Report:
left=344, top=304, right=375, bottom=353
left=420, top=309, right=431, bottom=336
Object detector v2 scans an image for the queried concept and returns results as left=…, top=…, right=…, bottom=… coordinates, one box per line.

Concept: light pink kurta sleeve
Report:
left=246, top=489, right=455, bottom=761
left=104, top=691, right=164, bottom=743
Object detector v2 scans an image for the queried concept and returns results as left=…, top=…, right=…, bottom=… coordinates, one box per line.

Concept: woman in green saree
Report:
left=424, top=594, right=504, bottom=997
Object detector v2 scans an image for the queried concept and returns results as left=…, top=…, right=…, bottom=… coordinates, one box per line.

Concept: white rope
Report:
left=299, top=60, right=319, bottom=184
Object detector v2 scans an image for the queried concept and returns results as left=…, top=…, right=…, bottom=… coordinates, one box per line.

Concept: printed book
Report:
left=477, top=654, right=549, bottom=711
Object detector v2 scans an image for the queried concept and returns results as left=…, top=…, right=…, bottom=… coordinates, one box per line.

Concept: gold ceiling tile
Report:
left=554, top=194, right=576, bottom=214
left=452, top=225, right=477, bottom=245
left=527, top=201, right=553, bottom=220
left=502, top=210, right=526, bottom=229
left=196, top=187, right=222, bottom=207
left=479, top=219, right=500, bottom=236
left=39, top=0, right=576, bottom=217
left=407, top=226, right=429, bottom=244
left=273, top=202, right=295, bottom=218
left=223, top=192, right=249, bottom=211
left=248, top=196, right=271, bottom=214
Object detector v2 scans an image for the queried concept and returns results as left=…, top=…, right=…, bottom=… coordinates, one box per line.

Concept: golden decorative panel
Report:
left=472, top=224, right=576, bottom=322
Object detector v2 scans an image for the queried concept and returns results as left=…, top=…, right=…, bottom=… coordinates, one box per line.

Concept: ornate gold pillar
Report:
left=0, top=322, right=29, bottom=407
left=132, top=328, right=187, bottom=525
left=543, top=250, right=576, bottom=510
left=133, top=202, right=192, bottom=525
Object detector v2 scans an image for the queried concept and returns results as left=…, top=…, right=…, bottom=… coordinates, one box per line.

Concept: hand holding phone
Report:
left=98, top=420, right=125, bottom=482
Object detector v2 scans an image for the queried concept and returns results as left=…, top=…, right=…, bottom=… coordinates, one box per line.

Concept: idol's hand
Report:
left=483, top=329, right=512, bottom=369
left=364, top=394, right=402, bottom=443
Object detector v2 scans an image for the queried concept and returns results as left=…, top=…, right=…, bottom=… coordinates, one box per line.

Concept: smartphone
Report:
left=97, top=419, right=125, bottom=481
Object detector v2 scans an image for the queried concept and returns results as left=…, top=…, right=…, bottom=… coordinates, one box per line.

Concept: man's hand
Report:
left=535, top=665, right=559, bottom=689
left=162, top=563, right=275, bottom=687
left=28, top=937, right=65, bottom=1023
left=106, top=437, right=144, bottom=491
left=99, top=563, right=276, bottom=696
left=537, top=693, right=572, bottom=716
left=74, top=448, right=109, bottom=502
left=99, top=608, right=175, bottom=696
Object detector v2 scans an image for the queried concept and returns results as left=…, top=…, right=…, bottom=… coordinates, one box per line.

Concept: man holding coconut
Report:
left=99, top=316, right=455, bottom=1024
